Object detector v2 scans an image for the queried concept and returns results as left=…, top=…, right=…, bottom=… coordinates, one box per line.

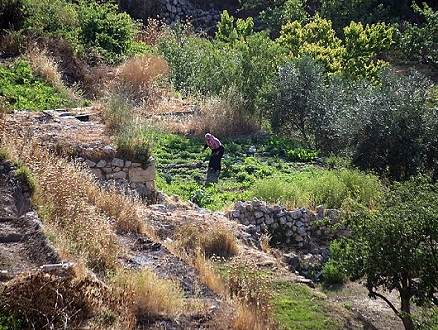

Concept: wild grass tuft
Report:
left=15, top=160, right=36, bottom=193
left=225, top=261, right=278, bottom=330
left=110, top=268, right=184, bottom=317
left=26, top=47, right=64, bottom=90
left=172, top=222, right=238, bottom=259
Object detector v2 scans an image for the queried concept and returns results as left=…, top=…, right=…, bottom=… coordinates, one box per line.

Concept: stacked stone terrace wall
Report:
left=227, top=198, right=349, bottom=248
left=78, top=155, right=156, bottom=202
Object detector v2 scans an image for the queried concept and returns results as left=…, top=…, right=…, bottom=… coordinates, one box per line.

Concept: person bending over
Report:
left=203, top=133, right=224, bottom=175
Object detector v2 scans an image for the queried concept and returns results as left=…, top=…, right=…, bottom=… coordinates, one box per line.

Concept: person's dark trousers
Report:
left=208, top=145, right=225, bottom=172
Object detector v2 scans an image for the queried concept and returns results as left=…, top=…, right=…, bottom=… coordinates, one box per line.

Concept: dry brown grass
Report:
left=198, top=87, right=260, bottom=137
left=0, top=131, right=143, bottom=272
left=110, top=55, right=169, bottom=104
left=110, top=267, right=184, bottom=318
left=137, top=18, right=167, bottom=46
left=1, top=267, right=136, bottom=330
left=171, top=222, right=239, bottom=259
left=141, top=87, right=261, bottom=137
left=26, top=47, right=64, bottom=90
left=83, top=175, right=145, bottom=234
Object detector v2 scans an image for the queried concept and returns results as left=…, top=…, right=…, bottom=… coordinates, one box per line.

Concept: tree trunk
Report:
left=400, top=296, right=414, bottom=330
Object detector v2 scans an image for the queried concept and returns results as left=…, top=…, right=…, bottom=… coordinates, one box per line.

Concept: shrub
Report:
left=322, top=260, right=346, bottom=284
left=76, top=0, right=147, bottom=64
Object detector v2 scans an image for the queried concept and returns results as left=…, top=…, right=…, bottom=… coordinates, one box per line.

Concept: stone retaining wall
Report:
left=79, top=156, right=156, bottom=202
left=227, top=198, right=349, bottom=248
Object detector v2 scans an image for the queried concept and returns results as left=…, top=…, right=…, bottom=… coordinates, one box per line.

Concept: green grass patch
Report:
left=271, top=281, right=355, bottom=330
left=0, top=60, right=78, bottom=111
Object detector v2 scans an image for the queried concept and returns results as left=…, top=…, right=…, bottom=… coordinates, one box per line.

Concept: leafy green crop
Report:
left=0, top=61, right=71, bottom=111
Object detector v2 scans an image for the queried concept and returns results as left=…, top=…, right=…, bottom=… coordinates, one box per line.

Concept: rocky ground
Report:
left=0, top=110, right=404, bottom=329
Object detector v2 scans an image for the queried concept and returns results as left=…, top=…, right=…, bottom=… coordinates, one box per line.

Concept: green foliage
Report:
left=322, top=260, right=346, bottom=284
left=285, top=147, right=317, bottom=162
left=248, top=168, right=382, bottom=209
left=76, top=0, right=146, bottom=64
left=215, top=10, right=254, bottom=43
left=276, top=14, right=393, bottom=80
left=101, top=91, right=134, bottom=132
left=0, top=60, right=72, bottom=111
left=190, top=188, right=213, bottom=208
left=152, top=131, right=382, bottom=211
left=263, top=56, right=326, bottom=149
left=158, top=21, right=284, bottom=114
left=331, top=176, right=438, bottom=328
left=22, top=0, right=79, bottom=42
left=0, top=307, right=23, bottom=330
left=115, top=126, right=152, bottom=168
left=277, top=15, right=345, bottom=73
left=320, top=0, right=412, bottom=34
left=0, top=0, right=146, bottom=64
left=398, top=3, right=438, bottom=71
left=343, top=21, right=394, bottom=82
left=346, top=69, right=438, bottom=181
left=271, top=281, right=351, bottom=329
left=259, top=0, right=308, bottom=32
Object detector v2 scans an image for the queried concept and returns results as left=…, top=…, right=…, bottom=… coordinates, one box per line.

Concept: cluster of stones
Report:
left=78, top=156, right=156, bottom=201
left=227, top=198, right=348, bottom=248
left=160, top=0, right=221, bottom=31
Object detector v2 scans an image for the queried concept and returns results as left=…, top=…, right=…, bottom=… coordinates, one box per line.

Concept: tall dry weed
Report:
left=171, top=222, right=238, bottom=259
left=83, top=180, right=145, bottom=234
left=137, top=18, right=167, bottom=46
left=226, top=261, right=278, bottom=330
left=111, top=55, right=169, bottom=104
left=199, top=87, right=259, bottom=137
left=26, top=47, right=64, bottom=90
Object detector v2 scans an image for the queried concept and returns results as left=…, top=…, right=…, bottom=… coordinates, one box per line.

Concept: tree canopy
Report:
left=330, top=176, right=438, bottom=330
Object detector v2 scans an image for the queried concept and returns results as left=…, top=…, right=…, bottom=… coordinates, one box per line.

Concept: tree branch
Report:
left=371, top=291, right=402, bottom=319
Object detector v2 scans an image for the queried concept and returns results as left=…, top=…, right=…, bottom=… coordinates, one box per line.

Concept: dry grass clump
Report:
left=83, top=177, right=145, bottom=234
left=137, top=18, right=167, bottom=46
left=1, top=268, right=135, bottom=330
left=2, top=133, right=124, bottom=272
left=225, top=261, right=278, bottom=330
left=147, top=87, right=261, bottom=137
left=110, top=55, right=169, bottom=105
left=26, top=47, right=64, bottom=90
left=172, top=222, right=239, bottom=259
left=199, top=87, right=260, bottom=137
left=110, top=267, right=185, bottom=318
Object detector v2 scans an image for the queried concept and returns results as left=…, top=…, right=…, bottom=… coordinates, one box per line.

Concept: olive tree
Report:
left=348, top=69, right=437, bottom=181
left=331, top=176, right=438, bottom=330
left=264, top=55, right=326, bottom=149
